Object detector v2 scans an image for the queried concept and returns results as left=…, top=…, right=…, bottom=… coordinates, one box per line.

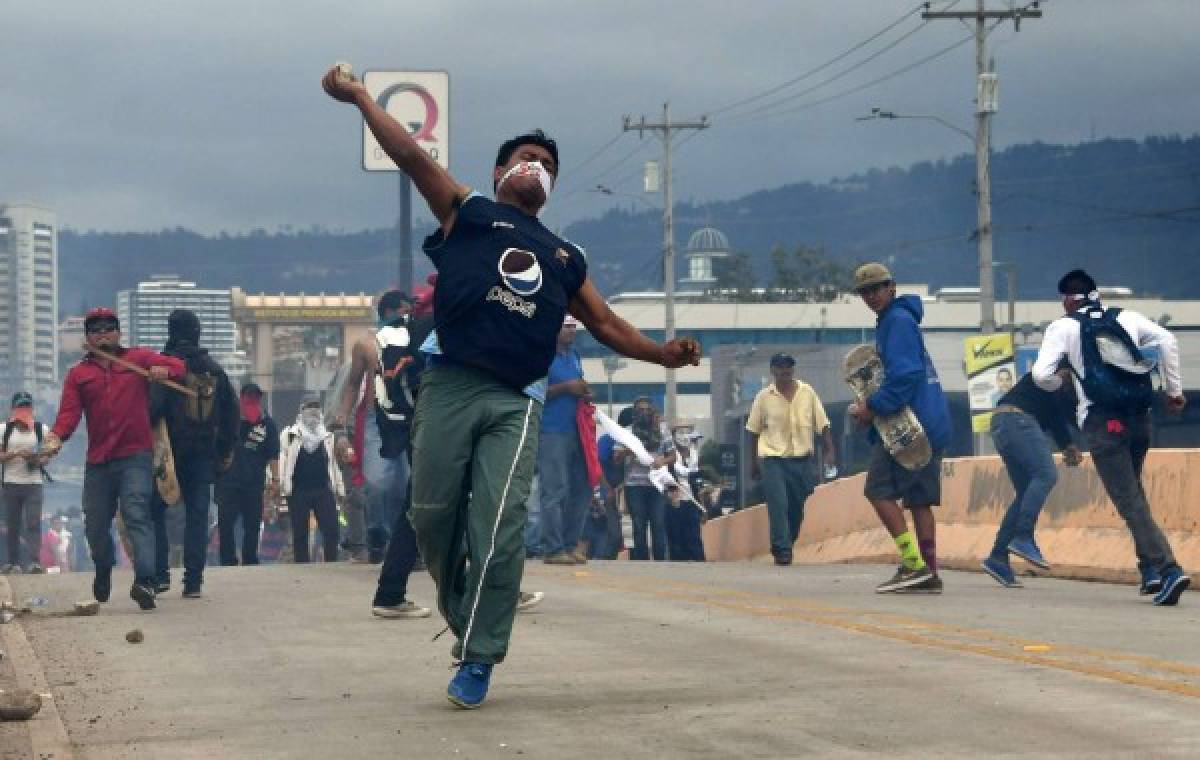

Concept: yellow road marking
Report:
left=546, top=570, right=1200, bottom=701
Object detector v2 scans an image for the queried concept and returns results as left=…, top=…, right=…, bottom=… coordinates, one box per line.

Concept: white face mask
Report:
left=497, top=160, right=554, bottom=202
left=674, top=433, right=690, bottom=447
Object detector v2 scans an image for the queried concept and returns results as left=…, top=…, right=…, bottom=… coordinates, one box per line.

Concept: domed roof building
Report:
left=680, top=226, right=730, bottom=289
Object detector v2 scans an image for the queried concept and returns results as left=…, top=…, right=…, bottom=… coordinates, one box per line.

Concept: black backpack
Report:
left=166, top=356, right=223, bottom=454
left=1, top=422, right=52, bottom=482
left=1069, top=306, right=1156, bottom=415
left=373, top=318, right=421, bottom=458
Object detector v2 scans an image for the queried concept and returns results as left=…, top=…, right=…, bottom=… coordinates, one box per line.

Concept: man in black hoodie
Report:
left=150, top=309, right=239, bottom=598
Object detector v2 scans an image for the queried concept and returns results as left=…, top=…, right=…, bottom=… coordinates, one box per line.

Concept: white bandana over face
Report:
left=298, top=408, right=326, bottom=453
left=497, top=160, right=554, bottom=204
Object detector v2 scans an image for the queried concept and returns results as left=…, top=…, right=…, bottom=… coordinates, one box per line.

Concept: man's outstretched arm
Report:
left=569, top=278, right=700, bottom=369
left=322, top=66, right=468, bottom=232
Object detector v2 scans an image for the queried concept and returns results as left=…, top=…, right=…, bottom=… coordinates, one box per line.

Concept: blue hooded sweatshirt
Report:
left=866, top=294, right=952, bottom=451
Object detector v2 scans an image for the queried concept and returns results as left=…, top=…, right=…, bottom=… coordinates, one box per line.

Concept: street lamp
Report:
left=858, top=105, right=996, bottom=334
left=601, top=354, right=626, bottom=418
left=591, top=184, right=659, bottom=210
left=856, top=107, right=973, bottom=142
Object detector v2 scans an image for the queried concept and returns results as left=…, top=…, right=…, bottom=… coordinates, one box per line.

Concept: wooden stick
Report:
left=89, top=347, right=198, bottom=398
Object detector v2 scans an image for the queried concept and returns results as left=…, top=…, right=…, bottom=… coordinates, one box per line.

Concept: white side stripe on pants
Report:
left=461, top=398, right=535, bottom=659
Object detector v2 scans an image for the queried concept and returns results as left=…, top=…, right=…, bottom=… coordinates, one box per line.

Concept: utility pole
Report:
left=399, top=176, right=413, bottom=295
left=922, top=0, right=1041, bottom=334
left=623, top=103, right=708, bottom=422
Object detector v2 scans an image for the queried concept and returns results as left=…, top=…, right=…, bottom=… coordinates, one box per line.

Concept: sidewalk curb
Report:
left=0, top=575, right=75, bottom=760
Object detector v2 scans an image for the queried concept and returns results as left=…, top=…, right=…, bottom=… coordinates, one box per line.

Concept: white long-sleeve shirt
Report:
left=1032, top=306, right=1182, bottom=426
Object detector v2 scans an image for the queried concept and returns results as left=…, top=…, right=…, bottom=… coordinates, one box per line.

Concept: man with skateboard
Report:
left=848, top=263, right=952, bottom=594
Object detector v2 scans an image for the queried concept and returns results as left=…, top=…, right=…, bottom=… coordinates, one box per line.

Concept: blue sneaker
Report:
left=447, top=662, right=493, bottom=709
left=981, top=557, right=1022, bottom=588
left=1007, top=538, right=1050, bottom=570
left=1152, top=570, right=1190, bottom=607
left=1139, top=568, right=1163, bottom=596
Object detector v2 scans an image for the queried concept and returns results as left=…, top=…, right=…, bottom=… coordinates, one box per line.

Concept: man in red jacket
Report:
left=44, top=308, right=186, bottom=610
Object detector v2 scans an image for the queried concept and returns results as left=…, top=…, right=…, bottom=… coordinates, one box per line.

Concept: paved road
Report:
left=2, top=561, right=1199, bottom=759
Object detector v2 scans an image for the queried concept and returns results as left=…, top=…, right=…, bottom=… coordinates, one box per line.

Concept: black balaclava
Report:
left=166, top=309, right=202, bottom=351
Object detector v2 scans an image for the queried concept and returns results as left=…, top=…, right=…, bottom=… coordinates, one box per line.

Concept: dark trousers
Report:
left=82, top=452, right=156, bottom=585
left=666, top=501, right=706, bottom=561
left=1083, top=410, right=1179, bottom=576
left=626, top=485, right=666, bottom=561
left=4, top=483, right=43, bottom=568
left=217, top=482, right=265, bottom=566
left=152, top=459, right=214, bottom=587
left=761, top=457, right=815, bottom=557
left=290, top=488, right=339, bottom=563
left=373, top=479, right=420, bottom=606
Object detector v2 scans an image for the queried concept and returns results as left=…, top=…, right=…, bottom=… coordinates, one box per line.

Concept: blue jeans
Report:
left=990, top=411, right=1057, bottom=560
left=363, top=422, right=410, bottom=553
left=82, top=451, right=157, bottom=585
left=761, top=457, right=815, bottom=556
left=626, top=485, right=666, bottom=561
left=523, top=476, right=542, bottom=556
left=153, top=458, right=214, bottom=587
left=537, top=431, right=592, bottom=556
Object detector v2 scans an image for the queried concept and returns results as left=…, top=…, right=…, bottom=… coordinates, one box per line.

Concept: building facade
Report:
left=117, top=275, right=240, bottom=369
left=0, top=203, right=59, bottom=390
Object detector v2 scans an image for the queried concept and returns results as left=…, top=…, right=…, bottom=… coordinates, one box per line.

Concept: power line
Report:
left=707, top=2, right=931, bottom=117
left=724, top=33, right=975, bottom=126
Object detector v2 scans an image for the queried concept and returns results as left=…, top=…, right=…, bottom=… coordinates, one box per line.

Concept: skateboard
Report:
left=843, top=344, right=933, bottom=471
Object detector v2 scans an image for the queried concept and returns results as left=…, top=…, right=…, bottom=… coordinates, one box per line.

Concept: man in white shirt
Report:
left=1, top=392, right=50, bottom=574
left=1032, top=269, right=1189, bottom=606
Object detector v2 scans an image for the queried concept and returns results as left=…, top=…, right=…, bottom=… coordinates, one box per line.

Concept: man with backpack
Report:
left=150, top=309, right=239, bottom=599
left=334, top=289, right=431, bottom=618
left=1, top=392, right=52, bottom=574
left=1032, top=269, right=1189, bottom=606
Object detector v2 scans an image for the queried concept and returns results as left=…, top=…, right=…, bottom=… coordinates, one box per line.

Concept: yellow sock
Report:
left=895, top=531, right=926, bottom=571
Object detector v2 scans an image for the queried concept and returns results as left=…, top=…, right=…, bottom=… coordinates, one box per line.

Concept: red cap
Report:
left=84, top=307, right=118, bottom=325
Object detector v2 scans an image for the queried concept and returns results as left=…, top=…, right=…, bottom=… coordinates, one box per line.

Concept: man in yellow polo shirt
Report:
left=746, top=353, right=836, bottom=565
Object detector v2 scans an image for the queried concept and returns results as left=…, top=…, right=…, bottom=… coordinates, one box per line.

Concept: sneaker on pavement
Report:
left=875, top=564, right=933, bottom=593
left=93, top=572, right=112, bottom=603
left=773, top=553, right=793, bottom=566
left=447, top=661, right=493, bottom=709
left=1152, top=570, right=1190, bottom=606
left=1139, top=568, right=1163, bottom=596
left=155, top=579, right=171, bottom=594
left=543, top=553, right=576, bottom=566
left=571, top=551, right=589, bottom=565
left=982, top=557, right=1023, bottom=588
left=182, top=584, right=203, bottom=599
left=372, top=601, right=432, bottom=619
left=1007, top=538, right=1050, bottom=570
left=130, top=583, right=157, bottom=611
left=517, top=590, right=545, bottom=613
left=27, top=563, right=45, bottom=575
left=1, top=564, right=21, bottom=575
left=897, top=575, right=944, bottom=594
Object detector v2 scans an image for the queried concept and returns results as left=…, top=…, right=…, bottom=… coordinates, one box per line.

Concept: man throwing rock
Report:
left=322, top=64, right=701, bottom=709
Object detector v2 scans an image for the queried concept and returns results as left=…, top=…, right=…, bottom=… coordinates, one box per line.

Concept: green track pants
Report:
left=409, top=363, right=541, bottom=665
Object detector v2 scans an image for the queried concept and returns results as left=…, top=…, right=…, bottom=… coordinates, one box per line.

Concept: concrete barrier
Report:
left=701, top=450, right=1200, bottom=583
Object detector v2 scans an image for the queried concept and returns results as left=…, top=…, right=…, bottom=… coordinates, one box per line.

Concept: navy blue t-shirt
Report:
left=423, top=195, right=588, bottom=390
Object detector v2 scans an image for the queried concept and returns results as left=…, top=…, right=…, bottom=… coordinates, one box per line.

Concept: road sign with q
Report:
left=362, top=70, right=449, bottom=171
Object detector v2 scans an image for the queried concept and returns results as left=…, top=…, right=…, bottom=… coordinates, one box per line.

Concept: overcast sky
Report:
left=4, top=1, right=1199, bottom=236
